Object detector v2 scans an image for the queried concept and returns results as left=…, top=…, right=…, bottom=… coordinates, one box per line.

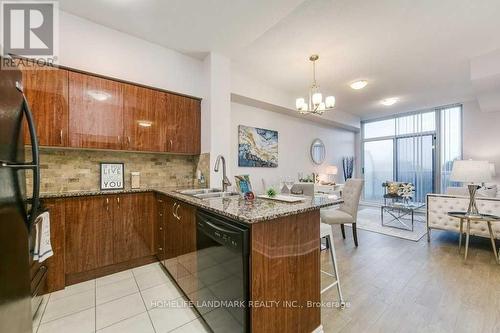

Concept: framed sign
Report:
left=100, top=163, right=124, bottom=190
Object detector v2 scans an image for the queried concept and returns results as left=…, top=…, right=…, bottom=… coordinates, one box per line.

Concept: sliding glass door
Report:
left=361, top=105, right=462, bottom=204
left=363, top=140, right=394, bottom=201
left=396, top=135, right=435, bottom=203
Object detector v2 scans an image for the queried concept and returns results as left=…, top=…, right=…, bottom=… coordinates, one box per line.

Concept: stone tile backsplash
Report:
left=27, top=148, right=210, bottom=194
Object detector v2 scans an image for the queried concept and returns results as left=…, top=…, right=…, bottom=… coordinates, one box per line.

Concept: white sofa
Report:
left=427, top=193, right=500, bottom=241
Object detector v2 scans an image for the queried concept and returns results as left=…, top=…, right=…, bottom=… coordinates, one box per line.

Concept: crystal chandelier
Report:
left=295, top=55, right=335, bottom=115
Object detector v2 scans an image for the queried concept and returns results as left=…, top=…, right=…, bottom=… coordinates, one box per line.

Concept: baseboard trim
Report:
left=65, top=255, right=157, bottom=286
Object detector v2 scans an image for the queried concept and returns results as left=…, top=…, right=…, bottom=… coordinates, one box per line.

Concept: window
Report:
left=362, top=105, right=462, bottom=203
left=439, top=106, right=462, bottom=193
left=363, top=118, right=395, bottom=139
left=396, top=111, right=436, bottom=135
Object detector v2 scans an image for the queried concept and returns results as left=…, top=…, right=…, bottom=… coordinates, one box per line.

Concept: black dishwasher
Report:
left=194, top=210, right=250, bottom=332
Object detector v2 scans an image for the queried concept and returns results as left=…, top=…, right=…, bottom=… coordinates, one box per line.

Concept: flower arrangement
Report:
left=398, top=183, right=415, bottom=203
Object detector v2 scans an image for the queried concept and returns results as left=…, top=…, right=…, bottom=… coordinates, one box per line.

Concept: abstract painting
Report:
left=238, top=125, right=278, bottom=167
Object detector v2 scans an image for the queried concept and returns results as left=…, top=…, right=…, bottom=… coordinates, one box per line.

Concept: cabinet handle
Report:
left=175, top=204, right=181, bottom=221
left=116, top=197, right=120, bottom=207
left=169, top=139, right=173, bottom=149
left=127, top=136, right=131, bottom=145
left=106, top=198, right=109, bottom=211
left=158, top=247, right=163, bottom=251
left=59, top=130, right=63, bottom=144
left=118, top=135, right=121, bottom=143
left=159, top=226, right=163, bottom=231
left=172, top=202, right=178, bottom=218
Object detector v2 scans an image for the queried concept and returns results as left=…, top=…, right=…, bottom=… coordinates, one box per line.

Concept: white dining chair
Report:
left=320, top=178, right=364, bottom=246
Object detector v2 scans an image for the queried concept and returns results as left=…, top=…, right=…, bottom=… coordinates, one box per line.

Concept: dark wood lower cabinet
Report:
left=113, top=193, right=155, bottom=263
left=63, top=192, right=157, bottom=285
left=65, top=196, right=113, bottom=275
left=156, top=194, right=197, bottom=287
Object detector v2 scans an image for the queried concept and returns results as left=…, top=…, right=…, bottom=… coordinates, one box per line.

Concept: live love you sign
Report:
left=100, top=163, right=124, bottom=190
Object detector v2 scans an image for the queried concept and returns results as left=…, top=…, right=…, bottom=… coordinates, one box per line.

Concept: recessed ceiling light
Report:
left=350, top=80, right=368, bottom=90
left=380, top=98, right=398, bottom=106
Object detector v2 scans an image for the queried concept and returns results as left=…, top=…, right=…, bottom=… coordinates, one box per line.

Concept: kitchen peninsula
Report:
left=40, top=188, right=341, bottom=333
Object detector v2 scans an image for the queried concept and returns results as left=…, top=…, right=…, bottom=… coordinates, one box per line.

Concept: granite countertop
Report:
left=41, top=188, right=342, bottom=223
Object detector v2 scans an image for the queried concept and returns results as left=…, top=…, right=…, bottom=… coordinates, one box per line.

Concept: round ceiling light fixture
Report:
left=350, top=80, right=368, bottom=90
left=380, top=97, right=398, bottom=106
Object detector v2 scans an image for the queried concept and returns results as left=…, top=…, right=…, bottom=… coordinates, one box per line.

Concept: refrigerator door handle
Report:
left=22, top=93, right=40, bottom=227
left=16, top=83, right=41, bottom=227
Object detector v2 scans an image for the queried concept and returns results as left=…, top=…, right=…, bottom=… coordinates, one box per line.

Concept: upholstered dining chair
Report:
left=320, top=178, right=364, bottom=246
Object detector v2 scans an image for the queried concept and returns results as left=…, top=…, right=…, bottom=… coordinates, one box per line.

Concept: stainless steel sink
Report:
left=193, top=191, right=239, bottom=200
left=178, top=188, right=222, bottom=195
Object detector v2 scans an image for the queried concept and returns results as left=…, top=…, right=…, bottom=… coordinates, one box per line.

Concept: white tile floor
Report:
left=33, top=263, right=211, bottom=333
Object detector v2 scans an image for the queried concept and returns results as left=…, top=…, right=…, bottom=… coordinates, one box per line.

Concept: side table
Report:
left=447, top=212, right=500, bottom=263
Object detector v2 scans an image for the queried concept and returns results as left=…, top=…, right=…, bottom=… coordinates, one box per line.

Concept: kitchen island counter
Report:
left=41, top=187, right=342, bottom=223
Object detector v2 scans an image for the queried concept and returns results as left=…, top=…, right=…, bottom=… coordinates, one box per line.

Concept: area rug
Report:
left=345, top=207, right=427, bottom=241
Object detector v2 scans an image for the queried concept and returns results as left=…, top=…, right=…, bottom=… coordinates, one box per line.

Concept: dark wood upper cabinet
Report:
left=123, top=84, right=166, bottom=152
left=20, top=63, right=201, bottom=154
left=20, top=66, right=69, bottom=146
left=68, top=72, right=124, bottom=149
left=65, top=196, right=113, bottom=274
left=165, top=93, right=201, bottom=154
left=113, top=193, right=155, bottom=263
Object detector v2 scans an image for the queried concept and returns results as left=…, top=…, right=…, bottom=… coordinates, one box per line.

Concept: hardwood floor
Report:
left=320, top=226, right=500, bottom=333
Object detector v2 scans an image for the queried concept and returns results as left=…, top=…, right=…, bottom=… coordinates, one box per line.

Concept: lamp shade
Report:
left=450, top=160, right=492, bottom=183
left=325, top=165, right=338, bottom=175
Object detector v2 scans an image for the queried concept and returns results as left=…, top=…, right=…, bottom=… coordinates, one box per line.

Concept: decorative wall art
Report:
left=238, top=125, right=278, bottom=167
left=100, top=162, right=124, bottom=190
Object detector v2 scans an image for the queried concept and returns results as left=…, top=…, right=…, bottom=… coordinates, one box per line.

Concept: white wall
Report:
left=202, top=53, right=232, bottom=184
left=463, top=99, right=500, bottom=183
left=231, top=67, right=361, bottom=131
left=230, top=102, right=356, bottom=193
left=59, top=11, right=204, bottom=98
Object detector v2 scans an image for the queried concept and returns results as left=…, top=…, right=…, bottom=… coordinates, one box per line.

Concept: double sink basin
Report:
left=178, top=188, right=239, bottom=200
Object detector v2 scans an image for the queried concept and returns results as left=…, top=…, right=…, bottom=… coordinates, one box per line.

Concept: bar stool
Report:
left=320, top=222, right=345, bottom=308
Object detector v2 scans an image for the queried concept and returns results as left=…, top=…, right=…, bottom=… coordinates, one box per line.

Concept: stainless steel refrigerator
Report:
left=0, top=61, right=40, bottom=333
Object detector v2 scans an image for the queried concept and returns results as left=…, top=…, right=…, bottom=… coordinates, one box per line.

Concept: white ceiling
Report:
left=57, top=0, right=306, bottom=59
left=59, top=0, right=500, bottom=119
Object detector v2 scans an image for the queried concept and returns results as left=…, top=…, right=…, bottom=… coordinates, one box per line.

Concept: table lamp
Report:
left=325, top=165, right=338, bottom=185
left=450, top=160, right=492, bottom=217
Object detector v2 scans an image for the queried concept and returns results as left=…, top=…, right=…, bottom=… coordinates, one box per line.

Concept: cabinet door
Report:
left=176, top=203, right=197, bottom=257
left=123, top=85, right=165, bottom=152
left=20, top=66, right=69, bottom=146
left=162, top=196, right=179, bottom=275
left=65, top=196, right=113, bottom=274
left=163, top=196, right=178, bottom=261
left=165, top=93, right=201, bottom=154
left=113, top=193, right=155, bottom=263
left=68, top=72, right=124, bottom=149
left=173, top=202, right=198, bottom=294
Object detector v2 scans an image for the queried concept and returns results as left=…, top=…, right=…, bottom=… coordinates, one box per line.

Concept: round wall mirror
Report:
left=310, top=139, right=326, bottom=165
